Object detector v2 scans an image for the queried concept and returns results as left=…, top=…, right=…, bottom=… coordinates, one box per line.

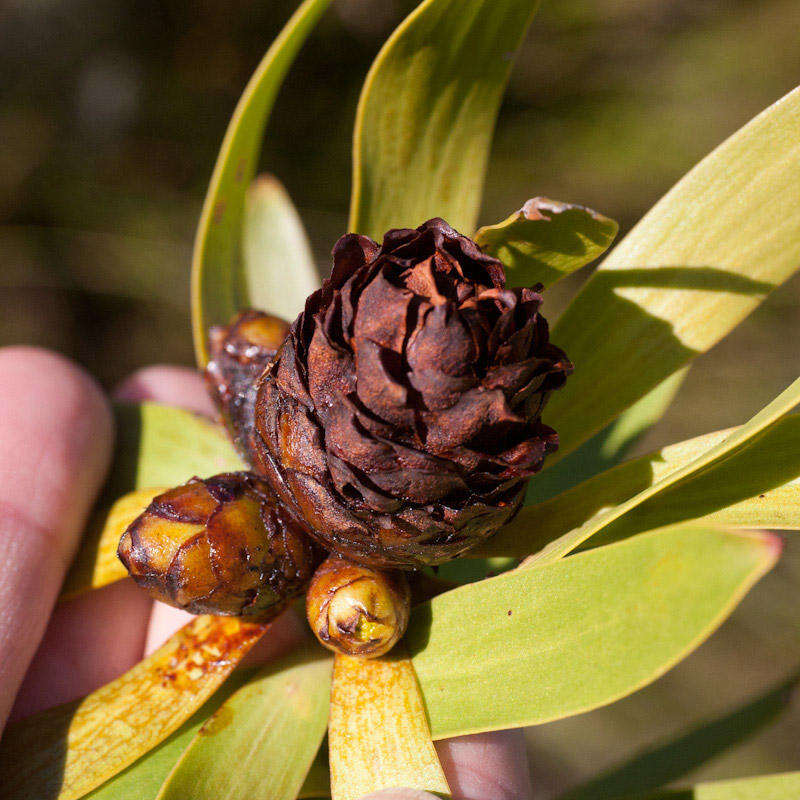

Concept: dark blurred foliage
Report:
left=2, top=0, right=800, bottom=795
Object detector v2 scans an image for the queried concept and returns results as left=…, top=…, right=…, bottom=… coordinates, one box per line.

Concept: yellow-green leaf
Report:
left=546, top=85, right=800, bottom=460
left=61, top=488, right=165, bottom=599
left=242, top=174, right=319, bottom=322
left=349, top=0, right=541, bottom=238
left=641, top=771, right=800, bottom=800
left=561, top=671, right=799, bottom=800
left=475, top=197, right=618, bottom=288
left=482, top=409, right=800, bottom=560
left=522, top=375, right=800, bottom=568
left=329, top=652, right=450, bottom=800
left=157, top=647, right=332, bottom=800
left=0, top=617, right=266, bottom=800
left=62, top=402, right=244, bottom=599
left=408, top=524, right=778, bottom=739
left=192, top=0, right=331, bottom=366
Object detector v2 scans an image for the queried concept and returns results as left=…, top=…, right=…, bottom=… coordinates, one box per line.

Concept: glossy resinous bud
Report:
left=118, top=472, right=319, bottom=620
left=306, top=555, right=411, bottom=658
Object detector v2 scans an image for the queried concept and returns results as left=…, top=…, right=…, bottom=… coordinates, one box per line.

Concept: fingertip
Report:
left=358, top=791, right=444, bottom=800
left=113, top=365, right=214, bottom=416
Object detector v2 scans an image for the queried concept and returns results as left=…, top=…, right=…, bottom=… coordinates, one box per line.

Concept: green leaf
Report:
left=0, top=617, right=266, bottom=800
left=481, top=407, right=800, bottom=561
left=408, top=524, right=779, bottom=739
left=192, top=0, right=331, bottom=366
left=349, top=0, right=541, bottom=238
left=521, top=375, right=800, bottom=568
left=156, top=648, right=332, bottom=800
left=84, top=669, right=258, bottom=800
left=329, top=653, right=450, bottom=800
left=242, top=174, right=319, bottom=322
left=526, top=369, right=688, bottom=505
left=545, top=85, right=800, bottom=460
left=475, top=197, right=618, bottom=288
left=62, top=403, right=244, bottom=598
left=559, top=671, right=799, bottom=800
left=640, top=771, right=800, bottom=800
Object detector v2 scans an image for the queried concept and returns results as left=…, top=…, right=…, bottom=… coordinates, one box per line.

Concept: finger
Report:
left=357, top=729, right=534, bottom=800
left=114, top=365, right=216, bottom=416
left=0, top=347, right=114, bottom=728
left=434, top=730, right=533, bottom=800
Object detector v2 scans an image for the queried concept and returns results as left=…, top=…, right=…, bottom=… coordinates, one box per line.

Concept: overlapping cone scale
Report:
left=253, top=218, right=572, bottom=568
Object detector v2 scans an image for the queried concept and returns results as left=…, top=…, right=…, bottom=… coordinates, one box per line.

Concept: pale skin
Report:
left=0, top=347, right=534, bottom=800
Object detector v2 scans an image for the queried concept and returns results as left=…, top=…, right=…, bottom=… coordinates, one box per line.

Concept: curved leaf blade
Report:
left=329, top=652, right=450, bottom=800
left=522, top=375, right=800, bottom=568
left=192, top=0, right=331, bottom=366
left=156, top=648, right=331, bottom=800
left=0, top=617, right=266, bottom=800
left=641, top=771, right=800, bottom=800
left=349, top=0, right=541, bottom=238
left=475, top=197, right=618, bottom=288
left=409, top=524, right=779, bottom=739
left=242, top=174, right=319, bottom=322
left=483, top=408, right=800, bottom=560
left=560, top=671, right=799, bottom=800
left=62, top=402, right=243, bottom=599
left=61, top=488, right=165, bottom=599
left=546, top=85, right=800, bottom=459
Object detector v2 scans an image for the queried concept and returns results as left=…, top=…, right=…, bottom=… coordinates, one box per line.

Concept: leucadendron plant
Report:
left=2, top=0, right=800, bottom=798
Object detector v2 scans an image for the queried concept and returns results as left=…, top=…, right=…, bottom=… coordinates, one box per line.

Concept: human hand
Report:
left=0, top=348, right=533, bottom=800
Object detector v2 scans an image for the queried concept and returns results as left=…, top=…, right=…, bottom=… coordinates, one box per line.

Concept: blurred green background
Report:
left=2, top=0, right=799, bottom=795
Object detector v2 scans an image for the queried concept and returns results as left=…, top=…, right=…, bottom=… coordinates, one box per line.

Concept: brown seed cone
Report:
left=206, top=310, right=290, bottom=466
left=253, top=218, right=572, bottom=568
left=306, top=555, right=410, bottom=658
left=117, top=472, right=321, bottom=620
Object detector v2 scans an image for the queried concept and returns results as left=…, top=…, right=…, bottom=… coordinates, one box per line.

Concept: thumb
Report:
left=359, top=792, right=443, bottom=800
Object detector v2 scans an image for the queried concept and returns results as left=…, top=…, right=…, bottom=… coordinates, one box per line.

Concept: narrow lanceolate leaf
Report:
left=526, top=369, right=688, bottom=505
left=560, top=671, right=799, bottom=800
left=0, top=617, right=266, bottom=800
left=546, top=85, right=800, bottom=459
left=192, top=0, right=332, bottom=365
left=60, top=488, right=165, bottom=599
left=640, top=771, right=800, bottom=800
left=408, top=524, right=778, bottom=739
left=349, top=0, right=541, bottom=238
left=84, top=670, right=258, bottom=800
left=329, top=652, right=450, bottom=800
left=521, top=376, right=800, bottom=568
left=62, top=403, right=243, bottom=599
left=475, top=197, right=618, bottom=288
left=242, top=174, right=319, bottom=322
left=157, top=648, right=332, bottom=800
left=482, top=410, right=800, bottom=560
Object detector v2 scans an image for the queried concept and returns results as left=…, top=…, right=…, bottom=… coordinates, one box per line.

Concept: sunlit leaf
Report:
left=546, top=85, right=800, bottom=460
left=329, top=652, right=450, bottom=800
left=526, top=370, right=688, bottom=505
left=0, top=617, right=266, bottom=800
left=482, top=408, right=800, bottom=560
left=61, top=488, right=165, bottom=599
left=640, top=771, right=800, bottom=800
left=62, top=402, right=243, bottom=599
left=409, top=524, right=778, bottom=739
left=560, top=670, right=799, bottom=800
left=475, top=197, right=618, bottom=288
left=192, top=0, right=332, bottom=365
left=242, top=174, right=319, bottom=322
left=84, top=669, right=258, bottom=800
left=157, top=647, right=331, bottom=800
left=521, top=375, right=800, bottom=568
left=349, top=0, right=541, bottom=238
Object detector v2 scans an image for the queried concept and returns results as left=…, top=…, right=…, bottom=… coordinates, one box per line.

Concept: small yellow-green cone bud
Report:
left=306, top=555, right=411, bottom=658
